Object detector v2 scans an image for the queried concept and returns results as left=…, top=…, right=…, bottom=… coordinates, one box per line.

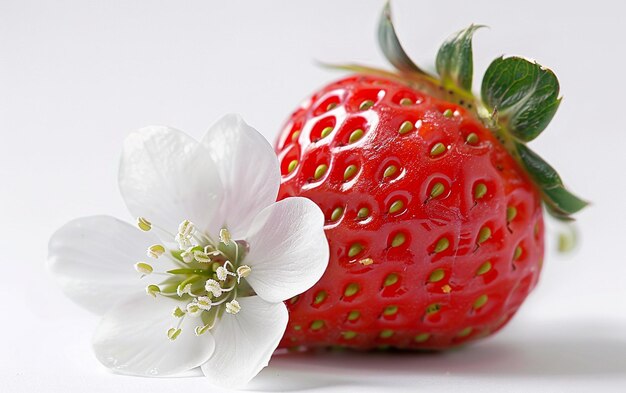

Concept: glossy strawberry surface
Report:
left=275, top=75, right=544, bottom=350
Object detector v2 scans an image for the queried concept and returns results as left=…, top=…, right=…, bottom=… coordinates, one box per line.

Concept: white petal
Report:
left=48, top=216, right=163, bottom=315
left=244, top=197, right=329, bottom=303
left=200, top=296, right=287, bottom=389
left=200, top=114, right=280, bottom=239
left=119, top=126, right=224, bottom=237
left=93, top=293, right=215, bottom=376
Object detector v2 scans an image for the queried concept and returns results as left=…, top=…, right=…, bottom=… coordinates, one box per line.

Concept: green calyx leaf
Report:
left=377, top=2, right=427, bottom=75
left=436, top=24, right=484, bottom=92
left=328, top=2, right=588, bottom=220
left=481, top=56, right=561, bottom=142
left=515, top=143, right=588, bottom=220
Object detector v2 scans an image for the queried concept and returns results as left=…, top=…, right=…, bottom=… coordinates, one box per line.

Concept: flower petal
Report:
left=48, top=215, right=163, bottom=315
left=93, top=293, right=215, bottom=376
left=200, top=114, right=280, bottom=239
left=119, top=126, right=224, bottom=237
left=200, top=296, right=287, bottom=389
left=244, top=197, right=329, bottom=303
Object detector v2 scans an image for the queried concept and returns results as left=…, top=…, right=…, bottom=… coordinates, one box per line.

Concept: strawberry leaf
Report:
left=515, top=143, right=588, bottom=219
left=481, top=56, right=561, bottom=142
left=377, top=2, right=426, bottom=74
left=436, top=25, right=483, bottom=92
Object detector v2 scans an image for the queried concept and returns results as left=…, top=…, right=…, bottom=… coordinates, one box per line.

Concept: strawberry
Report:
left=275, top=3, right=587, bottom=350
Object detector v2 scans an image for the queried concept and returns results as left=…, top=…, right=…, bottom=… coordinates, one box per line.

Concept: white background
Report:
left=1, top=0, right=625, bottom=392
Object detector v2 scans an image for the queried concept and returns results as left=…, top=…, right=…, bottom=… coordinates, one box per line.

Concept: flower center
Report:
left=135, top=218, right=254, bottom=339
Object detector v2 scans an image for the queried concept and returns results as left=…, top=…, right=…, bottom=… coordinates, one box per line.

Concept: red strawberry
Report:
left=275, top=4, right=586, bottom=350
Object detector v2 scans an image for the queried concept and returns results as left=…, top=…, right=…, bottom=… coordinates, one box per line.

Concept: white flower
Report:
left=47, top=114, right=329, bottom=389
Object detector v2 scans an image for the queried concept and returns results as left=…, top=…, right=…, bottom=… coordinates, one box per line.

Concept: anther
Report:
left=204, top=245, right=217, bottom=254
left=136, top=217, right=152, bottom=231
left=205, top=279, right=223, bottom=297
left=195, top=324, right=211, bottom=336
left=167, top=328, right=182, bottom=341
left=177, top=283, right=193, bottom=297
left=178, top=220, right=195, bottom=238
left=175, top=233, right=192, bottom=250
left=219, top=228, right=232, bottom=245
left=196, top=296, right=212, bottom=311
left=186, top=302, right=202, bottom=317
left=147, top=244, right=165, bottom=258
left=146, top=284, right=160, bottom=297
left=172, top=306, right=186, bottom=318
left=134, top=262, right=153, bottom=275
left=237, top=265, right=251, bottom=279
left=216, top=266, right=229, bottom=281
left=193, top=250, right=211, bottom=263
left=225, top=300, right=241, bottom=315
left=180, top=247, right=195, bottom=263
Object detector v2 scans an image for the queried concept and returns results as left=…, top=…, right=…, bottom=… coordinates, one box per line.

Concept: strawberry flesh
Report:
left=275, top=75, right=544, bottom=350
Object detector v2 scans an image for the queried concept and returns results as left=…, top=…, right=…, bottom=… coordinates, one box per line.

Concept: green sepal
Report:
left=436, top=25, right=484, bottom=92
left=377, top=2, right=426, bottom=74
left=515, top=142, right=588, bottom=219
left=482, top=56, right=561, bottom=142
